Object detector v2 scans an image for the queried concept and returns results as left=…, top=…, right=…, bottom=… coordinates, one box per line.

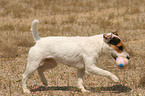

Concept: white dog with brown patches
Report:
left=22, top=19, right=130, bottom=93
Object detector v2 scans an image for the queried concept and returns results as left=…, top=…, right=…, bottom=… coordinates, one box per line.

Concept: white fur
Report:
left=22, top=19, right=129, bottom=93
left=31, top=20, right=40, bottom=41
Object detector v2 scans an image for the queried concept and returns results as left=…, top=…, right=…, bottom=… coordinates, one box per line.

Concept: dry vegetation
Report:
left=0, top=0, right=145, bottom=96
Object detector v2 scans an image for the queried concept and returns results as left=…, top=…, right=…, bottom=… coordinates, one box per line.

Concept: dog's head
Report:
left=103, top=30, right=130, bottom=60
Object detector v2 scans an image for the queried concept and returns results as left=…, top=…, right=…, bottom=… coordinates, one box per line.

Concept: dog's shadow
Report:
left=31, top=85, right=132, bottom=93
left=90, top=85, right=132, bottom=93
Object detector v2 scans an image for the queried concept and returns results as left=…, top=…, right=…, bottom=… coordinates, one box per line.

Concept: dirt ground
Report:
left=0, top=0, right=145, bottom=96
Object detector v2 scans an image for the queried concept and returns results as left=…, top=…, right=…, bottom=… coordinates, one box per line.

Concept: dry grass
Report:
left=0, top=0, right=145, bottom=96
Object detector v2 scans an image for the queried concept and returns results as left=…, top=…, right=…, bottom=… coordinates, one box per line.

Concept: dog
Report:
left=22, top=19, right=130, bottom=93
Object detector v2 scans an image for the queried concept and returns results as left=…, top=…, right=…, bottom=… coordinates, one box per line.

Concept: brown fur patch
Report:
left=112, top=30, right=119, bottom=36
left=108, top=37, right=121, bottom=45
left=111, top=45, right=123, bottom=53
left=110, top=40, right=125, bottom=53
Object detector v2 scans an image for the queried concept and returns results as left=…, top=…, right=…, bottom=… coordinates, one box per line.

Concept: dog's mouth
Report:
left=111, top=53, right=130, bottom=60
left=111, top=53, right=118, bottom=60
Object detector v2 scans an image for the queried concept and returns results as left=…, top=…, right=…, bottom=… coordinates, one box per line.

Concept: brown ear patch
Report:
left=112, top=30, right=119, bottom=36
left=103, top=34, right=113, bottom=43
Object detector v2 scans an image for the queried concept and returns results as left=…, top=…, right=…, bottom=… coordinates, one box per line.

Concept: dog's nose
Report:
left=126, top=55, right=130, bottom=60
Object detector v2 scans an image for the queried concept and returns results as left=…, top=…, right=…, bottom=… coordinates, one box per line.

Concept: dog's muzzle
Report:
left=111, top=53, right=130, bottom=60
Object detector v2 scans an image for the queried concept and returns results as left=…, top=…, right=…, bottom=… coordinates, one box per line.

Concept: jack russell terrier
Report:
left=22, top=19, right=130, bottom=93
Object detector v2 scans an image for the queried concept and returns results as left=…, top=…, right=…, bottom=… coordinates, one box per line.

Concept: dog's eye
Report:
left=118, top=46, right=123, bottom=50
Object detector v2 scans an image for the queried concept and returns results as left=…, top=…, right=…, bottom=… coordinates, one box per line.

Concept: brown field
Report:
left=0, top=0, right=145, bottom=96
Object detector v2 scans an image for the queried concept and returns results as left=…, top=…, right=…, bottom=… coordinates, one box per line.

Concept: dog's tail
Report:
left=31, top=19, right=40, bottom=41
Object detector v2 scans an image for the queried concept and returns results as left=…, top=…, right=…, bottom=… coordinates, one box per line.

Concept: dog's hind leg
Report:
left=22, top=60, right=40, bottom=93
left=37, top=58, right=57, bottom=86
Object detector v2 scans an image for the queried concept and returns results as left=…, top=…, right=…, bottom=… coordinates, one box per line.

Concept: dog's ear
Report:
left=112, top=30, right=118, bottom=36
left=103, top=34, right=113, bottom=43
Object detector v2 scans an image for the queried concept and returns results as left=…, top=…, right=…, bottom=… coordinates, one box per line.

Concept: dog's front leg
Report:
left=77, top=69, right=90, bottom=93
left=84, top=57, right=120, bottom=83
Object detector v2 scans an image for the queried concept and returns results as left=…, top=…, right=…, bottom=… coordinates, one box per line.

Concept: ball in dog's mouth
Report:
left=116, top=56, right=129, bottom=69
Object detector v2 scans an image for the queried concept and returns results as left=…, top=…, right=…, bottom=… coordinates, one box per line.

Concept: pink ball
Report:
left=116, top=57, right=129, bottom=69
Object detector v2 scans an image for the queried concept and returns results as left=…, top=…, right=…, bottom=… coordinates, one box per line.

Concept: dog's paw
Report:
left=81, top=89, right=91, bottom=93
left=111, top=75, right=120, bottom=83
left=114, top=81, right=121, bottom=85
left=43, top=82, right=48, bottom=86
left=23, top=89, right=31, bottom=94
